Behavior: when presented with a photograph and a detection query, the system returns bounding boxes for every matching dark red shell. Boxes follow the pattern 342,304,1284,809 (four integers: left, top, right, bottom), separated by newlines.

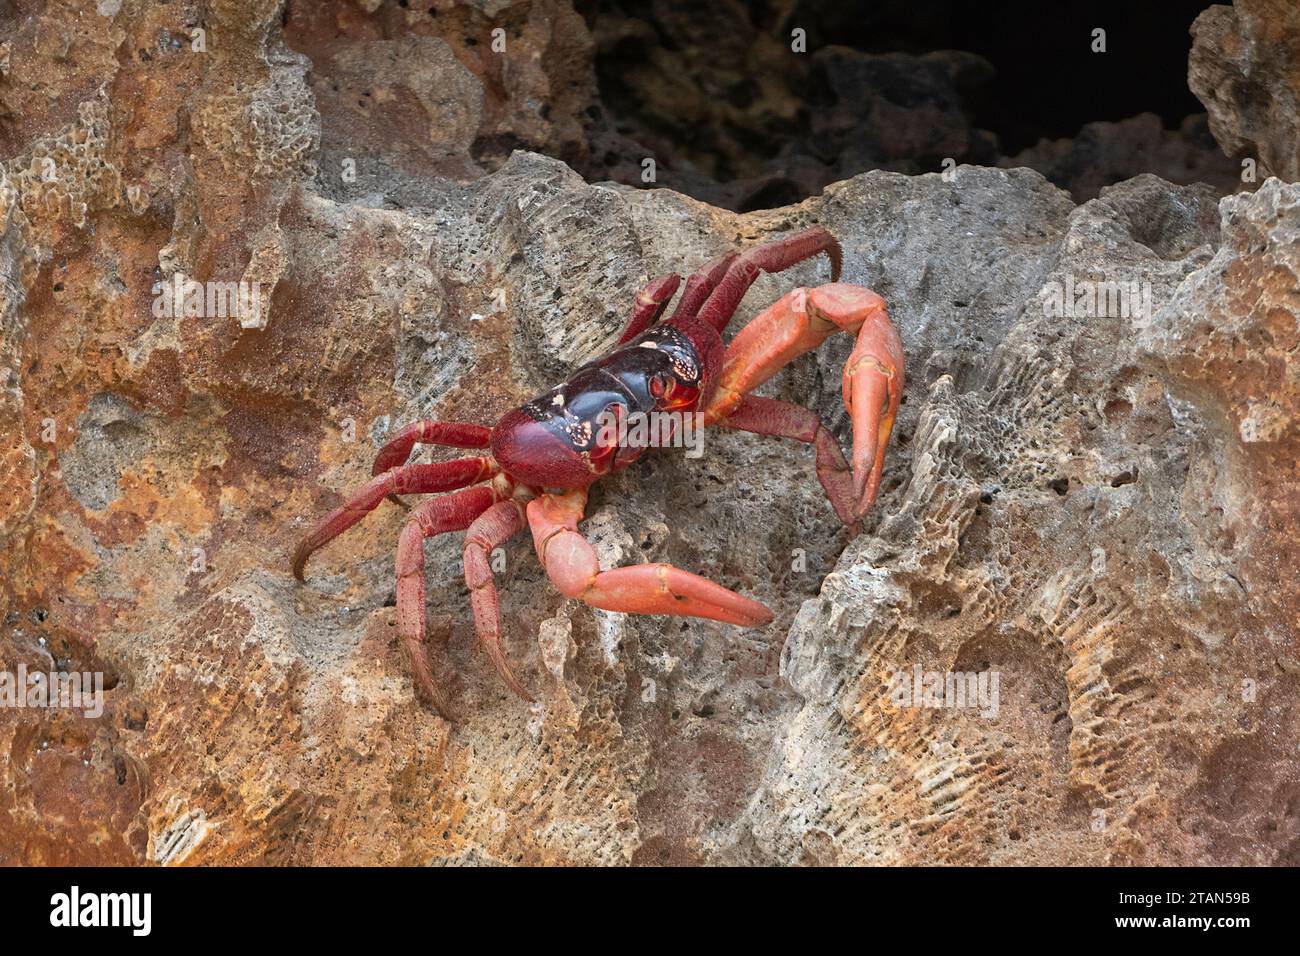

490,407,594,488
491,316,723,489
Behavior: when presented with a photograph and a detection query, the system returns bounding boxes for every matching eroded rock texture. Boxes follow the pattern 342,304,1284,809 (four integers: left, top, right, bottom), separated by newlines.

742,175,1299,866
1190,0,1300,182
1001,113,1243,203
0,1,1296,866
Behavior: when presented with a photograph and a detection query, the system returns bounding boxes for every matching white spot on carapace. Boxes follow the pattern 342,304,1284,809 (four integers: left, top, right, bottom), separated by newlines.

551,393,564,406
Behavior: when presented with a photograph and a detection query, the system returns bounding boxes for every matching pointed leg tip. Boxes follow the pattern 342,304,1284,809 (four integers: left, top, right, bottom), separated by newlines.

501,668,534,704
853,494,871,523
835,508,860,535
482,640,533,703
852,469,867,499
428,699,461,723
410,658,460,721
851,473,874,518
421,691,460,723
709,608,772,628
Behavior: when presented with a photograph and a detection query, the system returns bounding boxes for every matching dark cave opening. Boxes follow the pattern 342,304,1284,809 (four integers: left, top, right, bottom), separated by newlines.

938,0,1216,153
577,0,1228,209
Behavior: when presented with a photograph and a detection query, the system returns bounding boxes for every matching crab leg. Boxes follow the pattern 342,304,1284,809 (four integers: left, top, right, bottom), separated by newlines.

616,246,745,344
695,227,842,332
462,497,533,701
702,283,904,519
371,420,492,475
616,273,681,345
292,457,496,580
396,484,505,719
712,395,858,528
527,489,773,626
665,251,739,324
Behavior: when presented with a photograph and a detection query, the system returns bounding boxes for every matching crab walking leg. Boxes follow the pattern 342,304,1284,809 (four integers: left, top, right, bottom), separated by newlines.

616,273,681,345
527,489,774,626
615,248,740,344
292,457,496,580
695,227,842,332
371,420,492,475
462,497,532,701
396,484,504,719
710,395,858,528
664,251,739,324
702,283,904,519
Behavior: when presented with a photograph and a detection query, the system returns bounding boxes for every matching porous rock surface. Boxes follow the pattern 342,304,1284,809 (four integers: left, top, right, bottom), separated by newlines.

0,1,1296,865
1191,0,1300,183
1001,113,1243,203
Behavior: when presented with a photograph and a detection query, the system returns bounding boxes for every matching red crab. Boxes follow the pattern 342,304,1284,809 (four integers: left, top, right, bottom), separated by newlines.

293,228,904,719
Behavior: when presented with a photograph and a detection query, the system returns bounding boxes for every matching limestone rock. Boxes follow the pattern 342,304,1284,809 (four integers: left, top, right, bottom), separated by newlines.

1190,0,1300,182
1002,113,1244,202
0,0,1295,866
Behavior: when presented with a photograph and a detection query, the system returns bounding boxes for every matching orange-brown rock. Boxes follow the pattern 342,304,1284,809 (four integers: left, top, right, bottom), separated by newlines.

0,1,1295,866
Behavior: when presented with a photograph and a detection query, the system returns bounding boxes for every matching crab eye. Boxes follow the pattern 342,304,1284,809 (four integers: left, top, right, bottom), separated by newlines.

649,374,668,399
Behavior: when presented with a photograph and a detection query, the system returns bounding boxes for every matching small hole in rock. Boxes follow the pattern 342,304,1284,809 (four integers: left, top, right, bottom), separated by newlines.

1110,468,1138,487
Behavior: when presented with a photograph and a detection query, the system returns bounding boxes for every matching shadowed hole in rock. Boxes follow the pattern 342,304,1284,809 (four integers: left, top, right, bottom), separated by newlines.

1110,468,1138,487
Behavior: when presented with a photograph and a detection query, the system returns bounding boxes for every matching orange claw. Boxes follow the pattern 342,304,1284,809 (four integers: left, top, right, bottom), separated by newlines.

704,282,904,523
583,564,774,626
527,490,774,627
807,285,905,518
